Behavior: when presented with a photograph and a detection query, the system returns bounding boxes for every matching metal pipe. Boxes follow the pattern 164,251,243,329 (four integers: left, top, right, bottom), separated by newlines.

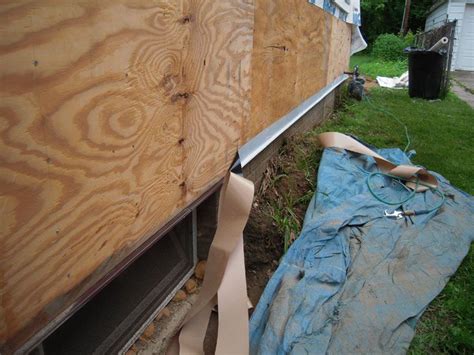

429,37,449,52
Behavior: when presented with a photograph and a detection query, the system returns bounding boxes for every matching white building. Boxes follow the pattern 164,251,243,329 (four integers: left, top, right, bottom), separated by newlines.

425,0,474,70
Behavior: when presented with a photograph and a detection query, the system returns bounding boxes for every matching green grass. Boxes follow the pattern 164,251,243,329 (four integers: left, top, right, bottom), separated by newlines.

313,89,473,193
310,88,474,353
350,54,407,78
262,61,473,351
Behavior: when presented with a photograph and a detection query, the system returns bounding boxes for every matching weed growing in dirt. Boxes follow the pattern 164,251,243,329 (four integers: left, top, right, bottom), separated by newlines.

257,134,323,253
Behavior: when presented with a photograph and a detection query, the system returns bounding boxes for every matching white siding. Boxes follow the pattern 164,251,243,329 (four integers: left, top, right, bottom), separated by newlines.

425,2,449,31
425,0,474,70
448,1,467,69
456,4,474,69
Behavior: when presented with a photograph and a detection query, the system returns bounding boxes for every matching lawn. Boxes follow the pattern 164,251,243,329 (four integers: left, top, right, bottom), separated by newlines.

317,88,474,353
350,53,407,78
338,50,474,351
263,60,473,352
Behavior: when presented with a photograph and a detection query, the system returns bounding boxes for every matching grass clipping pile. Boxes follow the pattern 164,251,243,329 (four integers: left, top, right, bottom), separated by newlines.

244,133,323,305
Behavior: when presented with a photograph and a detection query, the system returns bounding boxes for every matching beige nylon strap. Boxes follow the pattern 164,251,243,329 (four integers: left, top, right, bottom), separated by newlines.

169,172,254,355
318,132,438,191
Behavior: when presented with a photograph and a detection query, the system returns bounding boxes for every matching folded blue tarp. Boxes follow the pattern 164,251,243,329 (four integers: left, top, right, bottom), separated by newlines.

249,145,474,354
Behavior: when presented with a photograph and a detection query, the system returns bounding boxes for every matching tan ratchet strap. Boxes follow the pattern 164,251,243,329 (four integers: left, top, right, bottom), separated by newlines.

169,172,254,355
318,132,438,191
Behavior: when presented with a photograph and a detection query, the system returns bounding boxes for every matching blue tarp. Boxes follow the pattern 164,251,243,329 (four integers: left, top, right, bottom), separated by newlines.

249,145,474,354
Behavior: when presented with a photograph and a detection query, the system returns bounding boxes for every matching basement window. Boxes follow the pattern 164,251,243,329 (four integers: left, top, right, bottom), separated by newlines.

33,210,197,354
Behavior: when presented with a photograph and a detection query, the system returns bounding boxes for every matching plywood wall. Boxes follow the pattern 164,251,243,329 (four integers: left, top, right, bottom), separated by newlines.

0,0,351,350
327,16,352,84
0,0,253,349
246,0,351,141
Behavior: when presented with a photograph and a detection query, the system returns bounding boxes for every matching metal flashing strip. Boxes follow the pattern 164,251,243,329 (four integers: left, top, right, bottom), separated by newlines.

239,74,348,168
36,212,196,355
16,186,215,355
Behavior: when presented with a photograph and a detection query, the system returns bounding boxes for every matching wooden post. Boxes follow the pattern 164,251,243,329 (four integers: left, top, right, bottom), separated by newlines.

400,0,411,35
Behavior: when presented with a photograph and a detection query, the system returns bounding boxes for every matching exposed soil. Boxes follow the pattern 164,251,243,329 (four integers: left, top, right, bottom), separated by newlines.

201,134,323,354
243,133,323,308
244,204,282,306
134,132,326,354
364,77,379,91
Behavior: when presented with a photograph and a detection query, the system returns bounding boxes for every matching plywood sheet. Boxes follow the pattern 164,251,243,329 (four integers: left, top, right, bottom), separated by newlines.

0,0,253,349
327,16,352,83
246,0,351,142
0,0,351,350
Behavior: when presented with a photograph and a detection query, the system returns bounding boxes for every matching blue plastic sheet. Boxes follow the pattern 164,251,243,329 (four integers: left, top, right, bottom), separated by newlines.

249,145,474,354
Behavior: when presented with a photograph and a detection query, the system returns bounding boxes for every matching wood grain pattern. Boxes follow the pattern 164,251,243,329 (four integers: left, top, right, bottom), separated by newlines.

0,0,350,351
245,0,351,142
0,0,253,349
327,16,352,83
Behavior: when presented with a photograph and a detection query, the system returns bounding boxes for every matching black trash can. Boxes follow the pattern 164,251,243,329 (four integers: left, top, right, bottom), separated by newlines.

408,51,444,99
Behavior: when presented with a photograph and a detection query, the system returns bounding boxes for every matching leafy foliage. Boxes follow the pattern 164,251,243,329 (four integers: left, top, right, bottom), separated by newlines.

403,30,415,47
372,33,407,61
360,0,434,46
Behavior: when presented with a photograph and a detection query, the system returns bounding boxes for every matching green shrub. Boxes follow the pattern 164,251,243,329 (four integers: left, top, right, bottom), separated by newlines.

403,31,415,47
372,33,407,61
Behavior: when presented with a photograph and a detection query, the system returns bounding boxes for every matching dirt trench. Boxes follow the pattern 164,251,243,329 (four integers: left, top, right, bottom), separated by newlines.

201,133,324,353
129,132,326,354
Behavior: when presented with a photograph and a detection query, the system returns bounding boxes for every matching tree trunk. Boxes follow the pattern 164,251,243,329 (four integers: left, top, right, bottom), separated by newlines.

400,0,411,35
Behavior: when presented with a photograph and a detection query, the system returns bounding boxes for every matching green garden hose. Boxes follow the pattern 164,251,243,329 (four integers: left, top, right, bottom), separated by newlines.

363,94,411,152
359,92,445,215
366,171,446,215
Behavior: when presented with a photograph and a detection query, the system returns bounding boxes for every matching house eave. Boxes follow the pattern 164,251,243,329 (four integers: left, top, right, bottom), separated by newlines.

428,0,449,14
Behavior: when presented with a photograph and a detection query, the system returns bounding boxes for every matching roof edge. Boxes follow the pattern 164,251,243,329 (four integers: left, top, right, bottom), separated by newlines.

428,0,449,14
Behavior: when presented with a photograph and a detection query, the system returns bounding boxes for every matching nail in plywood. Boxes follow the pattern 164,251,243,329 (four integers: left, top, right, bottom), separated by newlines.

0,0,252,349
246,0,351,142
0,0,351,351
